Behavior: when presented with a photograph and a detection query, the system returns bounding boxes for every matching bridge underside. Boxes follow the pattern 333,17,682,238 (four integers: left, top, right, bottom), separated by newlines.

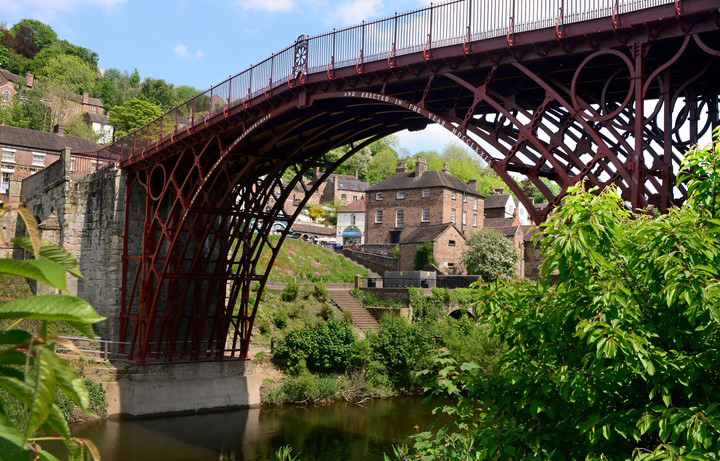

118,5,720,363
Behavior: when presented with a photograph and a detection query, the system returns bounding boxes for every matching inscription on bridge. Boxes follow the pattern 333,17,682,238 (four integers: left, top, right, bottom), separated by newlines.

341,91,484,159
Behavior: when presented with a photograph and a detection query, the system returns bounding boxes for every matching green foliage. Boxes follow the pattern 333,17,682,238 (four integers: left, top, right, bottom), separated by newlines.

521,177,562,203
0,204,104,460
64,114,101,141
35,54,99,95
11,20,57,50
367,315,430,389
313,282,329,303
0,44,8,68
367,148,400,184
275,445,302,461
281,281,299,302
462,229,518,282
0,90,51,132
273,320,358,374
392,245,400,260
109,98,164,138
28,40,99,75
414,242,437,270
97,68,142,110
393,133,720,459
307,205,325,222
139,77,178,110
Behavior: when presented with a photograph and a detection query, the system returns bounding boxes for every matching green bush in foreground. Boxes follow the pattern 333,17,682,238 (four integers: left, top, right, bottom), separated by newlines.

0,204,105,461
273,320,358,374
392,132,720,460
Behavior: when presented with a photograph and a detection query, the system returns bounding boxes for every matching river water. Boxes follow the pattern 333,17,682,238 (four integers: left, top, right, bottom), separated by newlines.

67,397,439,461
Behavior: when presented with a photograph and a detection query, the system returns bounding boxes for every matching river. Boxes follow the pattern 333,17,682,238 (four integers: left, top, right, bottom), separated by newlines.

65,397,440,460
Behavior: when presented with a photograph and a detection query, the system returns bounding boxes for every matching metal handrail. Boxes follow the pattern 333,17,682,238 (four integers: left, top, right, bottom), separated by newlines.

86,0,675,165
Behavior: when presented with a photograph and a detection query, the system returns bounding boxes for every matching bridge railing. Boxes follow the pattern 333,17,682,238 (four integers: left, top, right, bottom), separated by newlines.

98,0,675,165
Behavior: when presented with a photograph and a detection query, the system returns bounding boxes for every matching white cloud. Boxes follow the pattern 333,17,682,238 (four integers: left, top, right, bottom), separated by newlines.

5,0,126,21
238,0,294,13
395,124,461,155
173,44,204,60
331,0,383,26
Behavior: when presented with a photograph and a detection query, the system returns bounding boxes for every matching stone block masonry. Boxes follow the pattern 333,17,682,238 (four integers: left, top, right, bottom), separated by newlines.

20,150,126,342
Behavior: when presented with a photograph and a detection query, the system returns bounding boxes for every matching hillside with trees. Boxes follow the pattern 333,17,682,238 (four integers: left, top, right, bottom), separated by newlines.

0,19,201,141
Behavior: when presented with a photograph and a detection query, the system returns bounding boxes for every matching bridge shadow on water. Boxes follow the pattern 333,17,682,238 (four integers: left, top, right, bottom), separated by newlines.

65,397,440,461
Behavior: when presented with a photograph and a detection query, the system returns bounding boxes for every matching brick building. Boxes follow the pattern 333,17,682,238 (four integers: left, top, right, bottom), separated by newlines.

317,173,368,206
484,189,533,225
366,156,484,246
0,125,102,200
0,69,32,106
398,223,467,274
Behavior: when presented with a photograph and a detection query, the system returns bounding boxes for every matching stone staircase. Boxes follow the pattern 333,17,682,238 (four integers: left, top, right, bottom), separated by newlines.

329,289,379,331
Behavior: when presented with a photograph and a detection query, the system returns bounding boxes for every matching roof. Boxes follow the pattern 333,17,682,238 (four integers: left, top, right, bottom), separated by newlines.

338,199,366,213
68,93,104,107
334,174,369,192
367,170,483,196
484,217,517,228
492,227,521,237
521,225,540,242
0,69,22,84
401,223,465,244
0,125,103,153
484,194,513,209
291,222,335,236
85,112,110,124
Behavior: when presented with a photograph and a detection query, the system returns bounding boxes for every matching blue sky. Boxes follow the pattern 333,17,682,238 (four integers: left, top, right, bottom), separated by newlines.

4,0,460,154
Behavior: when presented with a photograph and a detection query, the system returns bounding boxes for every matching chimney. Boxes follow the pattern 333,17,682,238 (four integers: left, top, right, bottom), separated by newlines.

442,162,450,174
396,161,407,173
493,187,505,195
467,179,477,190
82,92,89,104
53,124,65,136
25,72,34,88
415,156,428,176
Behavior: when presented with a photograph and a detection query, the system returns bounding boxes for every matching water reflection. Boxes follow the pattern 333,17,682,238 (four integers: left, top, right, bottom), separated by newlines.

68,397,438,461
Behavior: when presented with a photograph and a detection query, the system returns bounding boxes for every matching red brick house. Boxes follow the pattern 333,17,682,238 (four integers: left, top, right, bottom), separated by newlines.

398,223,467,274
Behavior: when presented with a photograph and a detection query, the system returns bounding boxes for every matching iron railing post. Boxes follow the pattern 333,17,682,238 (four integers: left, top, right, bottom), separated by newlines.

425,3,433,60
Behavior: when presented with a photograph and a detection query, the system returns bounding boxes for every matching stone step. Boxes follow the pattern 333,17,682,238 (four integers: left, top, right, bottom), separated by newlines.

329,290,379,331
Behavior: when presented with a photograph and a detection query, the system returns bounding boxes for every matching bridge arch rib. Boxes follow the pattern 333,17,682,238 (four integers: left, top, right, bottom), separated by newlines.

110,1,720,363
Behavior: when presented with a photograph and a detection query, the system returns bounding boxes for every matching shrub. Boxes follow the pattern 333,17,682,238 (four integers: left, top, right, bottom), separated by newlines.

281,281,299,302
318,303,333,321
368,315,429,389
462,228,519,282
414,242,437,270
274,320,358,374
271,311,288,330
392,245,401,260
313,282,329,303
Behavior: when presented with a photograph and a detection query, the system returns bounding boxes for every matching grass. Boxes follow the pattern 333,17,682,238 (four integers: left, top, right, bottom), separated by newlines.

0,274,32,304
256,236,368,283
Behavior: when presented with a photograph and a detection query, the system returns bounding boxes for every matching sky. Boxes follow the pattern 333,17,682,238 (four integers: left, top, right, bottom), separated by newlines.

3,0,459,154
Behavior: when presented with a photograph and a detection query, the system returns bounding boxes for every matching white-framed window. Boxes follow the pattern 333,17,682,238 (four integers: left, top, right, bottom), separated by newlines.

396,191,405,200
463,193,467,203
450,208,456,223
2,148,16,163
70,158,76,173
341,193,347,200
396,208,404,227
350,214,356,226
1,91,9,103
90,105,97,112
462,211,467,226
451,191,456,200
473,214,478,227
32,152,45,167
376,192,384,201
422,188,431,198
375,209,383,223
473,198,478,211
0,170,13,194
421,208,430,223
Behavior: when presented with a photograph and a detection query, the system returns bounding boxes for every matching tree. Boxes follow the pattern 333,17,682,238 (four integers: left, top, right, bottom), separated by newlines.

64,114,100,141
322,201,345,226
11,19,57,50
109,98,164,138
367,148,400,184
28,40,99,74
139,77,177,110
36,54,99,94
1,26,39,58
462,229,518,282
520,177,562,203
0,88,52,131
175,85,200,103
97,68,142,109
0,44,8,68
414,242,437,270
308,205,325,222
0,204,104,460
395,132,720,460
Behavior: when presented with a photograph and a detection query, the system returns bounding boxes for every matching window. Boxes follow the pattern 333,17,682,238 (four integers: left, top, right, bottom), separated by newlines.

0,170,12,194
422,189,431,198
350,214,356,226
448,240,456,247
462,211,467,226
376,192,384,201
473,198,478,211
375,209,383,223
69,158,76,173
450,208,456,223
421,208,430,223
451,191,456,200
390,230,401,244
396,191,405,200
447,262,455,268
2,149,15,163
396,208,404,227
90,105,97,112
353,195,358,201
32,153,45,167
1,91,9,103
463,192,467,203
473,214,478,227
341,193,347,200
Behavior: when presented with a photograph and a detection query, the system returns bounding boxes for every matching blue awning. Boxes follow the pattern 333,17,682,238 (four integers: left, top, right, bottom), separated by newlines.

342,226,362,237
